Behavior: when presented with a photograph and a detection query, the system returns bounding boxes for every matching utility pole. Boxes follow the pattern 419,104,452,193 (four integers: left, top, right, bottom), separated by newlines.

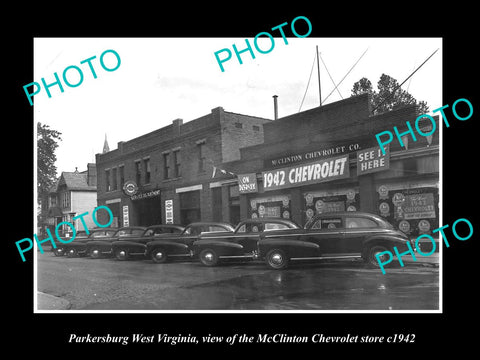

316,45,322,106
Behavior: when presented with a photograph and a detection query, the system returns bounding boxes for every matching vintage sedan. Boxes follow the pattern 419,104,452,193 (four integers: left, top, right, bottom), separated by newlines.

258,212,414,270
84,226,147,258
61,228,118,257
111,224,185,260
193,218,300,267
145,222,235,263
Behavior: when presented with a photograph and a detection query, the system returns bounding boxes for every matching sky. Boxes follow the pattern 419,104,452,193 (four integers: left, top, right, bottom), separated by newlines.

33,37,442,175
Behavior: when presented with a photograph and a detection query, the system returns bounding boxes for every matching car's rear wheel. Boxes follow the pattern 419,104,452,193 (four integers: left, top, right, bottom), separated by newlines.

151,248,168,264
366,244,391,267
89,247,102,259
114,248,129,261
66,248,78,258
265,249,289,270
199,249,219,267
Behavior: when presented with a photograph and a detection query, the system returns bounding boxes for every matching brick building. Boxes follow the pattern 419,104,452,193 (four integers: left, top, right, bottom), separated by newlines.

213,93,440,239
96,94,440,240
95,107,271,227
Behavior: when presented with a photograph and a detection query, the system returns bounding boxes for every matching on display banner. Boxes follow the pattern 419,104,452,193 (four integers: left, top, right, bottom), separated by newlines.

262,155,349,192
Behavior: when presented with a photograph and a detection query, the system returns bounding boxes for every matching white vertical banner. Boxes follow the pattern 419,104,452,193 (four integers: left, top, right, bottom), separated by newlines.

122,205,129,227
165,200,174,224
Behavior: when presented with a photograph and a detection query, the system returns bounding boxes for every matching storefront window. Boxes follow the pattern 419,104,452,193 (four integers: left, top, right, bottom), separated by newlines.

377,185,438,237
248,195,291,219
303,188,358,226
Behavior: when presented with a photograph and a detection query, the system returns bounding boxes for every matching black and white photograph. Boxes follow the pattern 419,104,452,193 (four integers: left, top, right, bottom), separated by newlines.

32,36,442,312
8,6,478,355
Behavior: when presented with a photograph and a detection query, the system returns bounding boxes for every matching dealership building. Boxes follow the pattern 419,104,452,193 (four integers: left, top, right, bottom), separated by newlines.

96,93,439,240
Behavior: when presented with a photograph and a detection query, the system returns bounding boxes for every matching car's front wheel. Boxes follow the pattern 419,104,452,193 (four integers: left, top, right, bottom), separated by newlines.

265,249,289,270
199,248,219,267
114,248,129,261
365,244,391,268
151,248,168,264
89,247,103,259
53,247,65,256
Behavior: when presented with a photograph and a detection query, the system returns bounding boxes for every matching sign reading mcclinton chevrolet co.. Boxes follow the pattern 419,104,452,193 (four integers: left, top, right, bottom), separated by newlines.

262,155,349,192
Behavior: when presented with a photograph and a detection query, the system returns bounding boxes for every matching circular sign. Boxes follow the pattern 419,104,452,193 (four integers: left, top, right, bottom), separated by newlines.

305,193,314,205
399,220,411,233
346,189,356,201
123,180,138,196
392,193,405,206
418,219,431,233
347,205,357,212
282,198,290,207
379,202,390,215
315,200,325,213
258,205,265,216
378,185,388,197
306,208,314,219
282,210,290,219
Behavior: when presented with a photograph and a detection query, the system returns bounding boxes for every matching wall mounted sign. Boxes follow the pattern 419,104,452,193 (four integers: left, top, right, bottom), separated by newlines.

165,199,174,224
357,145,390,176
130,189,161,201
123,180,138,196
262,154,349,192
237,173,258,194
122,205,129,227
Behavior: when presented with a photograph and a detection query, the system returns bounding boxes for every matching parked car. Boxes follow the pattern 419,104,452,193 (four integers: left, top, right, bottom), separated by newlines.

51,229,88,256
61,228,118,257
259,212,414,269
193,218,299,266
111,224,185,260
145,222,235,263
84,226,147,258
194,212,414,270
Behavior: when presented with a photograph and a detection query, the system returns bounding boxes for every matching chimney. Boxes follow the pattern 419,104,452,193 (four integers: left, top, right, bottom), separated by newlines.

87,163,97,187
172,118,183,137
273,95,278,120
118,141,124,153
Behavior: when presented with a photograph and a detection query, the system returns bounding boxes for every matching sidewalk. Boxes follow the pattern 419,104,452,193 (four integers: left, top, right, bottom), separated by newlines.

37,292,71,310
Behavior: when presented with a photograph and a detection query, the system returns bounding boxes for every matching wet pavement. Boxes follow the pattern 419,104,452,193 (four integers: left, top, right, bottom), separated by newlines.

36,252,439,311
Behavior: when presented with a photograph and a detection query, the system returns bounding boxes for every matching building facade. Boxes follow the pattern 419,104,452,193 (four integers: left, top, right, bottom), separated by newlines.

95,94,440,241
44,163,98,234
215,94,440,240
95,107,271,227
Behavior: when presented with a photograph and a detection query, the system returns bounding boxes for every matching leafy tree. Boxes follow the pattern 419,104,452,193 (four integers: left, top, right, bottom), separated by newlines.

352,74,429,115
37,122,62,206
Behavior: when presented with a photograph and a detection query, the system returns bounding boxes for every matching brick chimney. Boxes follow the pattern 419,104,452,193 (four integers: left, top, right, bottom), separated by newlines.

87,163,97,187
172,118,183,137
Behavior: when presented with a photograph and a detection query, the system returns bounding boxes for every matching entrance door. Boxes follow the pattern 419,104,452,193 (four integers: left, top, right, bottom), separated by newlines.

133,197,162,226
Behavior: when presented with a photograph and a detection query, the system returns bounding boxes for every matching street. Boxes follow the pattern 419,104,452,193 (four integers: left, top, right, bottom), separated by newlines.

37,252,439,311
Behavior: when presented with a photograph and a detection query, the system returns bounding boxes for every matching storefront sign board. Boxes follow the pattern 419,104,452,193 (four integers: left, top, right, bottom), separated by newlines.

122,205,129,227
262,155,349,192
238,173,258,193
165,199,174,224
357,146,390,175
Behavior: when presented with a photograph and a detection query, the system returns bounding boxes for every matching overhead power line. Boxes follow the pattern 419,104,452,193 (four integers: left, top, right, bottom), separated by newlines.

371,48,439,113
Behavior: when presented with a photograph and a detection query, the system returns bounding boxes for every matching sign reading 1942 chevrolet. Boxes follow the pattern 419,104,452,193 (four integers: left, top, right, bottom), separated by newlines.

262,154,349,192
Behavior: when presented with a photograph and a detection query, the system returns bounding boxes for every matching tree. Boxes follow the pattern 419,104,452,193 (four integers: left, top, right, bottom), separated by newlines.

37,122,62,205
351,74,429,115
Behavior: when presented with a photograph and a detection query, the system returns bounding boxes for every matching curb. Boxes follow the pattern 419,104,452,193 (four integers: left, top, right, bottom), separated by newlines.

37,292,71,310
